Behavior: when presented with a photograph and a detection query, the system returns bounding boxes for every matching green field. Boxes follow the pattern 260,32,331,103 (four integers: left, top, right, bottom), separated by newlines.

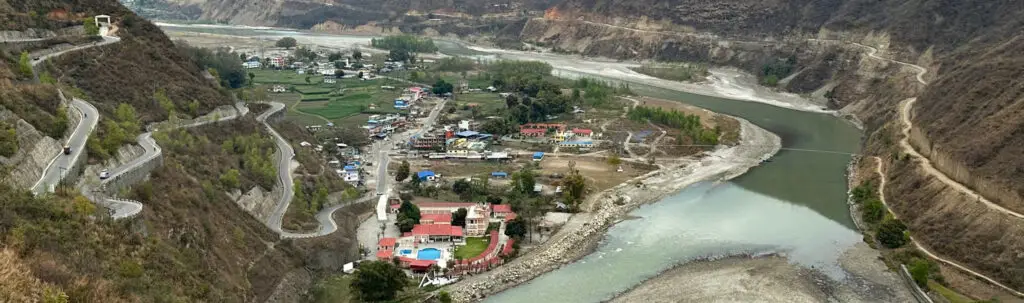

295,77,406,120
454,237,490,260
250,69,323,85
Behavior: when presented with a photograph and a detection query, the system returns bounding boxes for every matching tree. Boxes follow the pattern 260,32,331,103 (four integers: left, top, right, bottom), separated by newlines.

512,167,536,194
352,49,363,61
395,160,410,182
451,208,468,227
83,17,99,36
396,200,421,232
876,215,908,248
908,258,931,287
220,169,241,188
18,51,32,78
562,161,587,207
276,37,297,49
328,52,343,61
607,155,622,166
350,261,408,302
432,79,454,95
304,75,311,84
861,198,885,224
505,217,527,239
334,69,345,78
505,94,519,108
452,179,472,197
358,71,364,79
438,291,453,303
248,72,255,86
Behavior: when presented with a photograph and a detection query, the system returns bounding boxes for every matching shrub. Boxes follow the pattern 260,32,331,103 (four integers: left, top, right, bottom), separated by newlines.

0,122,17,157
876,215,909,248
861,198,886,224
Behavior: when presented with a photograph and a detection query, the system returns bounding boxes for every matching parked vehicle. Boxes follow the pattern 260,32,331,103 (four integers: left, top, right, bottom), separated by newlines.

99,169,110,180
63,145,71,155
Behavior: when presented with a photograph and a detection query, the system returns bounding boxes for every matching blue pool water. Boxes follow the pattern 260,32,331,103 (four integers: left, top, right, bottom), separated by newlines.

417,248,442,260
400,249,412,255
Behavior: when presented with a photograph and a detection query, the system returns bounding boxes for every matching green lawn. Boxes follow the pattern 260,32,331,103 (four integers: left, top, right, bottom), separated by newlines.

250,69,323,85
310,275,354,303
293,77,407,120
927,281,976,303
454,237,490,260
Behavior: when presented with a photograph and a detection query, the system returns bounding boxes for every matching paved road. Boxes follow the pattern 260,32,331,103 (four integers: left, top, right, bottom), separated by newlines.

31,98,98,194
30,36,120,67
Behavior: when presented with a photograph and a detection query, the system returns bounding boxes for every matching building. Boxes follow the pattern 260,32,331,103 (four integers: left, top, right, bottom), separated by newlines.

492,204,514,218
378,237,397,251
324,76,337,84
271,85,287,93
520,128,547,137
413,202,491,236
410,224,463,242
417,171,436,181
571,128,593,138
533,152,544,161
458,120,471,131
270,56,285,68
491,171,508,178
420,213,452,225
559,140,593,148
243,61,262,69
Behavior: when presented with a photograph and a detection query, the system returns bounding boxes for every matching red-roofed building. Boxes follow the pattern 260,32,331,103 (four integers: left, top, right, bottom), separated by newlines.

378,237,397,251
571,128,593,137
411,224,464,241
414,202,490,236
519,128,547,137
491,204,513,218
409,260,436,272
376,249,393,260
421,213,452,225
501,239,515,256
503,212,517,222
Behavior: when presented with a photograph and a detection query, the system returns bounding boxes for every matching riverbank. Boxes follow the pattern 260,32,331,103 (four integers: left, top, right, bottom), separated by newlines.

609,242,914,303
447,116,781,302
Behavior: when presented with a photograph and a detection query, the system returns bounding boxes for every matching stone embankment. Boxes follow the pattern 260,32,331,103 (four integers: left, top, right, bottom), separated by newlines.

448,117,781,302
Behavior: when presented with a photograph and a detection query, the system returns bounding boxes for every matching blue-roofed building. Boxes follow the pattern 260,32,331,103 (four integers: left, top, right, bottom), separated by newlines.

455,130,479,138
491,172,508,178
533,152,544,161
559,141,594,148
417,171,436,180
344,165,357,172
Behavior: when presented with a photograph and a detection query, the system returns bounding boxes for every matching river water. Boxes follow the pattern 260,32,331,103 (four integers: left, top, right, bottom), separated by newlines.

159,24,864,302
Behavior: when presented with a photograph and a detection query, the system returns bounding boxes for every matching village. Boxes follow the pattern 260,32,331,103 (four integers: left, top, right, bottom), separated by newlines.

230,36,740,287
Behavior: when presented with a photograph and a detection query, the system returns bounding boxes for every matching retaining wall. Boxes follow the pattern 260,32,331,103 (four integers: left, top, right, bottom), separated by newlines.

899,264,935,303
99,148,163,196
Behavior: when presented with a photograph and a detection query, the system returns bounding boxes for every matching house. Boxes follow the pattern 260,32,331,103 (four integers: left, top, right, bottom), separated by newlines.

458,120,471,131
394,99,409,109
520,128,547,137
243,61,262,69
378,237,397,251
413,202,490,236
410,224,463,242
324,76,337,84
491,172,508,178
271,85,287,93
559,140,593,148
296,69,305,75
270,56,285,67
532,152,544,161
487,86,497,92
571,128,593,138
417,171,436,181
491,204,513,218
420,213,452,225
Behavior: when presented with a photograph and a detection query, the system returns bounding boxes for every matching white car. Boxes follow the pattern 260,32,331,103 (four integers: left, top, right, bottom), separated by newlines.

99,169,110,180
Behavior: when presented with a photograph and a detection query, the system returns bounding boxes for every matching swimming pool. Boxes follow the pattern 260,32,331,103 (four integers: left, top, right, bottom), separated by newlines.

400,249,412,255
417,248,442,260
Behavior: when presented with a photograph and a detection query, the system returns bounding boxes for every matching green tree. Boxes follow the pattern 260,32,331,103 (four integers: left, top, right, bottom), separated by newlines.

432,79,454,95
396,200,421,232
350,261,408,302
762,75,779,86
451,207,468,227
908,258,931,287
562,161,587,207
220,169,241,188
18,51,33,78
876,215,909,248
512,167,536,194
607,155,622,166
505,217,527,239
452,179,472,197
83,17,100,36
327,52,343,61
0,122,18,157
276,37,298,49
154,89,176,119
248,72,255,86
395,160,410,182
861,198,886,224
352,49,363,61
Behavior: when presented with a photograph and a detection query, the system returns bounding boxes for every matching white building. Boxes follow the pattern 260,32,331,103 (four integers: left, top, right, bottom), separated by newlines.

243,61,262,69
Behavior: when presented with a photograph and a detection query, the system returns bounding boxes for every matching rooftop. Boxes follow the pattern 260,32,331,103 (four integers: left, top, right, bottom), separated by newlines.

421,213,452,223
414,202,478,209
492,204,513,213
411,224,464,237
378,237,397,247
376,250,393,260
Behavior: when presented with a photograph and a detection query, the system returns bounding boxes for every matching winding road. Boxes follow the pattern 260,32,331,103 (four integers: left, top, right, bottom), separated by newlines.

30,98,97,194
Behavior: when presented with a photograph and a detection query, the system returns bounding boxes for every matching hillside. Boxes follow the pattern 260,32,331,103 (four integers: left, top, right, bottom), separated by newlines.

0,1,365,301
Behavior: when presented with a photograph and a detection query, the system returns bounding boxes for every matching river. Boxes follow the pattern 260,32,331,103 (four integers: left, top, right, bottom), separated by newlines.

158,23,864,302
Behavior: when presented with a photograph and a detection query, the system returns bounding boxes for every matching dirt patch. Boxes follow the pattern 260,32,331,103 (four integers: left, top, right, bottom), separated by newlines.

538,156,651,192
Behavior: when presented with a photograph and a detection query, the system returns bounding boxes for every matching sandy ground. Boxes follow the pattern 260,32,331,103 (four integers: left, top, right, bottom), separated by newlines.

356,213,401,259
612,243,916,303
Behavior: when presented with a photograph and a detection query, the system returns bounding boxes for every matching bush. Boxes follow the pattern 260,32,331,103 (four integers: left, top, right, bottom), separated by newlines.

861,198,886,224
18,51,33,78
876,215,909,248
276,37,297,49
370,35,438,53
908,258,931,287
0,122,18,157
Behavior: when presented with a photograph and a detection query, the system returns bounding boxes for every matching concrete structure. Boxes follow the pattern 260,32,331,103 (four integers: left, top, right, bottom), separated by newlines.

413,202,490,236
243,61,261,69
